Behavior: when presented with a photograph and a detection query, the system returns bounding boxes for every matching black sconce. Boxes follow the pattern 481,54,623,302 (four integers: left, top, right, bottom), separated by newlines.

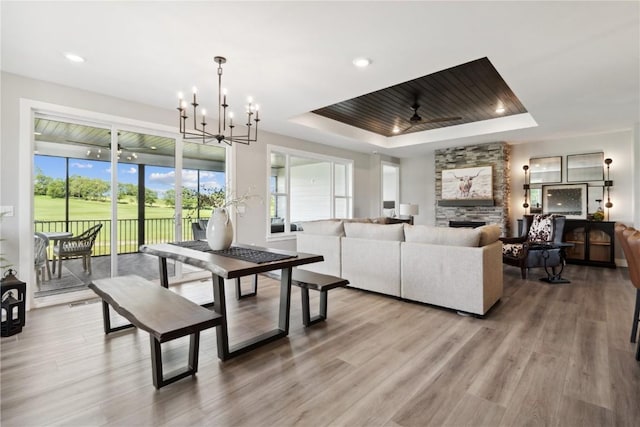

1,269,26,337
522,165,530,211
604,158,613,220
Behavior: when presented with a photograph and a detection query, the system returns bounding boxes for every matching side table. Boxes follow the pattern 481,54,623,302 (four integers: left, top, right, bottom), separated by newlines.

531,242,574,284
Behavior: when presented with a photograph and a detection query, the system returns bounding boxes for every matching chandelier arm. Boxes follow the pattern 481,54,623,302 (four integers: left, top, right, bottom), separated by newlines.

174,56,259,146
254,118,259,140
218,63,223,135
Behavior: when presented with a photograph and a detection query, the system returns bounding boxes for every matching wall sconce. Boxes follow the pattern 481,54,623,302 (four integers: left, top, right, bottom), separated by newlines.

604,158,613,220
399,203,419,225
522,165,530,212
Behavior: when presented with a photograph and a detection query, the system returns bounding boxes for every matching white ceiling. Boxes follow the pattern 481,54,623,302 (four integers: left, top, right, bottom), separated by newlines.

2,1,638,158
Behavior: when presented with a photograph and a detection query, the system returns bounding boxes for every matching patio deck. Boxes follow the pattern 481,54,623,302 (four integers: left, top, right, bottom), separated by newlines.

35,253,203,298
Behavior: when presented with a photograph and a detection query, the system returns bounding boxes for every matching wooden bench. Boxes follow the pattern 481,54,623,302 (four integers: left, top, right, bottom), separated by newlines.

260,269,348,326
291,269,349,327
89,275,222,389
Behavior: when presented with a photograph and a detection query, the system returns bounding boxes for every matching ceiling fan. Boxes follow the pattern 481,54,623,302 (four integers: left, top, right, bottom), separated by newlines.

394,101,462,135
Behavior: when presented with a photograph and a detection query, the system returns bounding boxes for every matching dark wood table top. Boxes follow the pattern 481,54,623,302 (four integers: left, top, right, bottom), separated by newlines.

140,242,324,279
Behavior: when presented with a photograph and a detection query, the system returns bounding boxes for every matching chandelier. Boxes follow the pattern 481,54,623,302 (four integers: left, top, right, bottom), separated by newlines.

176,56,260,145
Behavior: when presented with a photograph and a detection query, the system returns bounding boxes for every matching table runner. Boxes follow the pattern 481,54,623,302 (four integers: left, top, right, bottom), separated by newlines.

171,240,297,264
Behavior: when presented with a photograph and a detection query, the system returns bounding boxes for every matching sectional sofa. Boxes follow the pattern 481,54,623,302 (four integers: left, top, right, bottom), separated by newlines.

296,219,503,316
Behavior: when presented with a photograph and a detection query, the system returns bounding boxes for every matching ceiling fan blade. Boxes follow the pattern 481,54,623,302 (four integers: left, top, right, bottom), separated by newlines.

65,139,108,148
421,116,463,124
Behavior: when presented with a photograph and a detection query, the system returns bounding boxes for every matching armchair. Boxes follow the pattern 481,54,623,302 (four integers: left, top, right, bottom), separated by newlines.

501,214,566,279
52,224,102,278
192,220,208,240
34,232,51,285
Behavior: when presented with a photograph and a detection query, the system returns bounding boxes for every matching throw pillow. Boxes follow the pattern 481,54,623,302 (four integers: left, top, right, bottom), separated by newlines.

527,214,554,242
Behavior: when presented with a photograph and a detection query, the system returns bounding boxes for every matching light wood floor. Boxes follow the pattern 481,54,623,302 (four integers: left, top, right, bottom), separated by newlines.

2,265,639,426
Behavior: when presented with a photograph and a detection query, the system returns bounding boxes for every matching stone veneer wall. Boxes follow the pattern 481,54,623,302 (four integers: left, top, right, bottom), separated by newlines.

435,142,511,235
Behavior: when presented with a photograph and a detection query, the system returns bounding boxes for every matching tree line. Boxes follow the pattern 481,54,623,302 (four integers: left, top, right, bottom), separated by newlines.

34,169,224,208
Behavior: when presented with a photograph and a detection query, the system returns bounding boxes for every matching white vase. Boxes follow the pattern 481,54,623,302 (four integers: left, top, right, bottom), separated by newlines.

206,207,233,250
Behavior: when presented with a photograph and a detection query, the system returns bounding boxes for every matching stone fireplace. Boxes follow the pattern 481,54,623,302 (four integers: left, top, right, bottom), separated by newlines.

435,142,510,235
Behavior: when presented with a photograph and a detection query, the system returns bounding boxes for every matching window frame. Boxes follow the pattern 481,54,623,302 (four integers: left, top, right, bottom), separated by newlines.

266,144,353,241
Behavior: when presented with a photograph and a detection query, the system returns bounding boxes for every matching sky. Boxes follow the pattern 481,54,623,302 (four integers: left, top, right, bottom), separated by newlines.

34,155,225,197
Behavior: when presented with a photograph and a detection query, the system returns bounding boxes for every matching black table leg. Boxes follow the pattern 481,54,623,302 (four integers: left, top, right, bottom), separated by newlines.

213,268,292,361
158,257,169,288
539,247,570,284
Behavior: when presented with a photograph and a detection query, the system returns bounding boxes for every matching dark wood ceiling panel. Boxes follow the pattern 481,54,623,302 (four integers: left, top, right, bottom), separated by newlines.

312,57,528,137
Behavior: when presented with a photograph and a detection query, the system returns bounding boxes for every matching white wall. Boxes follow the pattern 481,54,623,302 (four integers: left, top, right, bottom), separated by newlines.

400,151,436,225
0,71,377,290
509,131,635,233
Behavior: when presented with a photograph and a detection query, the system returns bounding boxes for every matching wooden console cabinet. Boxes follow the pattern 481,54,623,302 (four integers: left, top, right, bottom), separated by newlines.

562,220,616,268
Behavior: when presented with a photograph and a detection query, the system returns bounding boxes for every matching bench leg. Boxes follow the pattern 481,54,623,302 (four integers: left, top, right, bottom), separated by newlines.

236,274,258,300
101,301,135,334
300,288,328,327
150,333,200,389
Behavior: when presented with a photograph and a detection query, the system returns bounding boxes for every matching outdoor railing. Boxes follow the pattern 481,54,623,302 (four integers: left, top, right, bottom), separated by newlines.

34,218,206,256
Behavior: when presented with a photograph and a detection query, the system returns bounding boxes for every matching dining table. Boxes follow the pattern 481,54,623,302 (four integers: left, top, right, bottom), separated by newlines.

139,241,324,361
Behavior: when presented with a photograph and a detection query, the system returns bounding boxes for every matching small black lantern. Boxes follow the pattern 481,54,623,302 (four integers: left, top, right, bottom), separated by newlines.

1,269,26,337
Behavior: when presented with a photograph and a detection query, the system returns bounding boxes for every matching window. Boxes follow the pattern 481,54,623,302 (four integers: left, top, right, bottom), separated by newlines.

268,146,353,238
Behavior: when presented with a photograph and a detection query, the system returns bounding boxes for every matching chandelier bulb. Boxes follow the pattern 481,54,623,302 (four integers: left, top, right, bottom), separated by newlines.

177,91,183,100
202,109,207,117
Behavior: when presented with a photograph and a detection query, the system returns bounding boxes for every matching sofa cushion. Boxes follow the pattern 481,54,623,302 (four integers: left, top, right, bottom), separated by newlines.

477,224,501,246
502,243,523,258
404,225,481,247
344,222,404,241
300,220,344,236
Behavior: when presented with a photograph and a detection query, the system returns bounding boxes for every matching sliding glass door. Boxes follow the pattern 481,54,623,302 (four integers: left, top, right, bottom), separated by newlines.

32,115,227,301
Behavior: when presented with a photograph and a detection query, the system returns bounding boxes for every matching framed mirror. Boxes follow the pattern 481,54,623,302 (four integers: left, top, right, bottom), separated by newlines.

530,156,562,184
567,152,604,182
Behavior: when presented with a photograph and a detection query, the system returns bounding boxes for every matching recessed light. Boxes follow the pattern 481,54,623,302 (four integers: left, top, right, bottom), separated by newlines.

392,126,400,134
352,57,371,68
64,53,85,63
34,131,42,136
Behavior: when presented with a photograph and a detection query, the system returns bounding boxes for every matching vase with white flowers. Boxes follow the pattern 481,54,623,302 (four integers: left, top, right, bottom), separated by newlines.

198,188,260,250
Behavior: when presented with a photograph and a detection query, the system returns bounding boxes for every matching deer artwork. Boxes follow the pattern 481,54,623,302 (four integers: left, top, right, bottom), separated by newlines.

450,169,482,198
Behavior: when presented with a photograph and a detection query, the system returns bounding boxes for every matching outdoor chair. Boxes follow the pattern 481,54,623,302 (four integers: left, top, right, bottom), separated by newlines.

34,232,51,285
500,214,566,279
52,224,102,278
192,220,208,240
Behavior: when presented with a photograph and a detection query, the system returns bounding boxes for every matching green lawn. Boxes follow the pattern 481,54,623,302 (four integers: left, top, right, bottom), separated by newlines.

34,195,211,221
34,196,211,254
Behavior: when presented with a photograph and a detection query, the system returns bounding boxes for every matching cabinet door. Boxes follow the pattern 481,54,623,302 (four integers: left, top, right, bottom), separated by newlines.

587,222,614,264
563,221,586,261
